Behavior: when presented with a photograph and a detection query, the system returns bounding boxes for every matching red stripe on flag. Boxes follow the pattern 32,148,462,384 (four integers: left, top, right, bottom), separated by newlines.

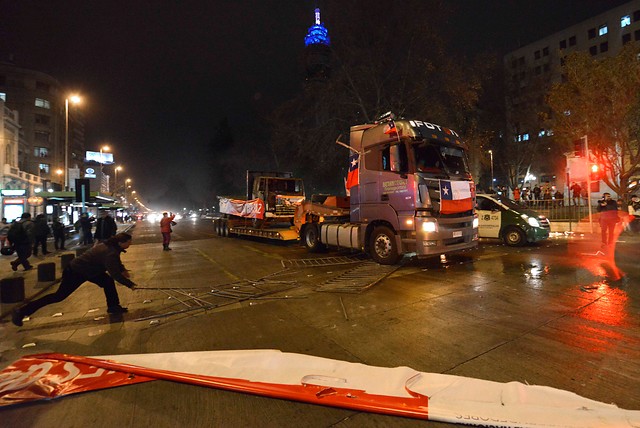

440,198,473,214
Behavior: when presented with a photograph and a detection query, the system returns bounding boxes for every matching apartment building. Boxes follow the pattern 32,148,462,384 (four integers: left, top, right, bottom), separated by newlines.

0,61,85,189
503,0,640,191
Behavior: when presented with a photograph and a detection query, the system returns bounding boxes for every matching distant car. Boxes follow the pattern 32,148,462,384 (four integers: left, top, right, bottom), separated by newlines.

476,194,550,246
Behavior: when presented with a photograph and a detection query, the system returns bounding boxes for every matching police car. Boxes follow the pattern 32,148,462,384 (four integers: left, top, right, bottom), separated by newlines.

476,194,550,246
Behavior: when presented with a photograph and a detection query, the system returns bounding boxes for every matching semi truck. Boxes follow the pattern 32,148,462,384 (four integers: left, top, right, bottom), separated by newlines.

214,171,305,240
214,115,478,265
295,115,478,264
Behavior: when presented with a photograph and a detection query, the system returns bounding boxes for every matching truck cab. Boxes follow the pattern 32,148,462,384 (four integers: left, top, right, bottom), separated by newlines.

247,171,305,220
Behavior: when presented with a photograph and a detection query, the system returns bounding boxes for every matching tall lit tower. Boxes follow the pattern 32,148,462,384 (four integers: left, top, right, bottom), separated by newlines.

304,8,331,82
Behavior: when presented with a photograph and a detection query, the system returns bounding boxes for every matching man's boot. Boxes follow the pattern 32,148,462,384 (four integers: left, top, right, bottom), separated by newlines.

162,244,167,251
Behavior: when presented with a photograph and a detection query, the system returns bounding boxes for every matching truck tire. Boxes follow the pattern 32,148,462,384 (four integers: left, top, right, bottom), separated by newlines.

303,224,324,253
214,219,221,236
502,226,526,246
222,221,229,237
369,226,400,265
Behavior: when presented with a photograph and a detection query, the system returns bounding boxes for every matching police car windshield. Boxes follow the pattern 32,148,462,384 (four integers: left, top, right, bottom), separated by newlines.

413,140,470,179
494,196,521,209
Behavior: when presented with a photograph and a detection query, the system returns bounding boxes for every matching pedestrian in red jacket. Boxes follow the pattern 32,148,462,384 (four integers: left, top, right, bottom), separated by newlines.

160,211,176,251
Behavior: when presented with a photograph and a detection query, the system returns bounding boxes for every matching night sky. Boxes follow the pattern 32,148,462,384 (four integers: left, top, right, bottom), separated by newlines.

0,0,630,210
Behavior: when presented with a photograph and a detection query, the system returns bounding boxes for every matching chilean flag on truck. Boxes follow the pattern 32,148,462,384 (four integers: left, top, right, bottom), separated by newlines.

346,153,359,190
439,180,474,214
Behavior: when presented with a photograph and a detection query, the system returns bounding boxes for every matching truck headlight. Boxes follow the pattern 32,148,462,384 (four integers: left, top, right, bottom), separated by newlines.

472,216,479,229
422,221,437,233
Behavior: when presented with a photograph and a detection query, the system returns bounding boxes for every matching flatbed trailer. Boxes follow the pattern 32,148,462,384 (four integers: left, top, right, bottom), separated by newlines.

212,216,299,241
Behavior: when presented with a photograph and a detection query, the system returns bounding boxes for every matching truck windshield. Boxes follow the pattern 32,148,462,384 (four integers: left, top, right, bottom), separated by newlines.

268,178,303,195
413,140,470,179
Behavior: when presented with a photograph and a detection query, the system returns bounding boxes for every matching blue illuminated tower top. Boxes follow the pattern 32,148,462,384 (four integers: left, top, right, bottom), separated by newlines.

304,8,330,47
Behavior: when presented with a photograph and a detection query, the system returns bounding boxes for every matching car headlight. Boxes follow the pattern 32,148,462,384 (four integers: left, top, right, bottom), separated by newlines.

422,221,437,233
527,217,540,228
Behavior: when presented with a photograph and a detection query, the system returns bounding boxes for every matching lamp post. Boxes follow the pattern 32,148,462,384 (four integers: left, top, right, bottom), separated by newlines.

114,166,122,196
64,95,81,190
98,145,110,193
125,178,131,203
488,150,494,189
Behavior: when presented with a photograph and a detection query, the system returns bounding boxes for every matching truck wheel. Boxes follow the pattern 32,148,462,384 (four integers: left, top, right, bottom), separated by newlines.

369,226,400,265
503,226,526,246
222,221,229,237
303,224,324,253
214,220,221,236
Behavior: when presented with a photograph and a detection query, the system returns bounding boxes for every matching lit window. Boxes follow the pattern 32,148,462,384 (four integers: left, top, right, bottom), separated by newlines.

39,163,50,174
564,110,571,116
35,98,50,109
599,24,608,36
547,129,554,136
0,92,5,101
621,15,631,27
523,133,530,141
34,147,49,157
538,130,546,137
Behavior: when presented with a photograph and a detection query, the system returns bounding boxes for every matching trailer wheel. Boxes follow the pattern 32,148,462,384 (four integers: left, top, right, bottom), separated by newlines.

303,224,324,253
502,226,526,247
369,226,400,265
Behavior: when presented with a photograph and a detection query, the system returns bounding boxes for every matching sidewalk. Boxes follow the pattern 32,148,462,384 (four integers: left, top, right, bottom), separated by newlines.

0,223,134,321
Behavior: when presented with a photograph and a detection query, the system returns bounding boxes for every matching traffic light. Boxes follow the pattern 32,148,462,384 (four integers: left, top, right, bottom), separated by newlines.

590,164,600,181
573,138,585,157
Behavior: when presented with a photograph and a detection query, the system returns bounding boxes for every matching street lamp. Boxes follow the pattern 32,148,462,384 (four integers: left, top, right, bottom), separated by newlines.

99,145,110,164
114,166,122,195
125,178,132,202
488,150,494,189
64,95,81,190
98,145,110,193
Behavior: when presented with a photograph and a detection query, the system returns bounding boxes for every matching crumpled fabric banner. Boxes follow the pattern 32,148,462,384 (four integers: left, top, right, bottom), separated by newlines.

1,350,638,428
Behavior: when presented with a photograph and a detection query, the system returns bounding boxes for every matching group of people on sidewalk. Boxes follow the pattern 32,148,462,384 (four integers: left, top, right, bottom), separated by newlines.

1,210,119,272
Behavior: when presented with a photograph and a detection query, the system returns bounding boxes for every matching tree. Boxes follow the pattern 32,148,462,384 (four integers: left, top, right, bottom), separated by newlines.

268,0,492,193
547,44,640,197
207,117,244,201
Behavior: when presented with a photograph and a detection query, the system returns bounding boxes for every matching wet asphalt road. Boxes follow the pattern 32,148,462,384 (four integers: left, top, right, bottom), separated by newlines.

0,218,638,427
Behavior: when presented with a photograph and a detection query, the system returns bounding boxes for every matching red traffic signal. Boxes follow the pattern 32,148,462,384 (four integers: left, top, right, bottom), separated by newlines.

590,164,600,180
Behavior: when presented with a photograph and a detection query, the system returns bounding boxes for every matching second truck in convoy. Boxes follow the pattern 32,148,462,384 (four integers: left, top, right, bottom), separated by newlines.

214,115,478,264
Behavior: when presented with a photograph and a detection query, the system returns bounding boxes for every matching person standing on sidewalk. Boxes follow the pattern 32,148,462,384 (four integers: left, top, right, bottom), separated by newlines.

12,232,138,326
32,213,51,256
79,212,94,245
0,217,10,248
94,210,117,242
52,217,66,250
160,211,176,251
9,213,35,271
597,192,620,249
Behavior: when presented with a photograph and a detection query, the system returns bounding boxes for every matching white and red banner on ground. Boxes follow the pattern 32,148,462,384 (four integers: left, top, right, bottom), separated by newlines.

1,350,638,427
218,197,265,219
